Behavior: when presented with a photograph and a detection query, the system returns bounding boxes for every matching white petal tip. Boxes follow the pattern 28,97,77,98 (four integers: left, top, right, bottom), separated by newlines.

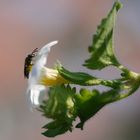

44,40,58,48
38,40,58,56
51,40,58,45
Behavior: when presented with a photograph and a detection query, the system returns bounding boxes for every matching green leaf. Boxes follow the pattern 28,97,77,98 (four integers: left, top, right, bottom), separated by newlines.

83,1,122,70
39,85,77,137
57,65,122,88
74,88,122,129
57,65,100,86
42,120,72,137
42,125,68,137
75,89,104,129
42,120,59,129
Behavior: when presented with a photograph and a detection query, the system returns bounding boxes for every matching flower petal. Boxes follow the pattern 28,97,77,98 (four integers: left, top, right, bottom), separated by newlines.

28,85,47,107
38,40,58,56
27,41,58,107
35,40,58,67
28,40,58,86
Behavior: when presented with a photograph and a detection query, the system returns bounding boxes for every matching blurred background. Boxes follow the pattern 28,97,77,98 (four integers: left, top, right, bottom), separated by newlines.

0,0,140,140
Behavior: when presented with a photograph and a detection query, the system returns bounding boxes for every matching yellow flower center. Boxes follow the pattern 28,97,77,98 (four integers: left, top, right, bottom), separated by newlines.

39,67,69,86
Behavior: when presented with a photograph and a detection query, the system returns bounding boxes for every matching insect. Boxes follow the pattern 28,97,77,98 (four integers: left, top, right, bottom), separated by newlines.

24,48,38,79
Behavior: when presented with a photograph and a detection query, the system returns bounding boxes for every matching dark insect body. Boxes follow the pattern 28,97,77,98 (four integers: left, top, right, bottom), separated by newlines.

24,48,38,79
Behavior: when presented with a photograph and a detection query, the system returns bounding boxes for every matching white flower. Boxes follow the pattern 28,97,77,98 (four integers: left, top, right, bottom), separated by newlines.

27,41,68,108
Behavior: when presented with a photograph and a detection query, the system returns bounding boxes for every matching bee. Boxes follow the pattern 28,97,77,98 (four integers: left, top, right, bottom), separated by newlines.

24,48,38,79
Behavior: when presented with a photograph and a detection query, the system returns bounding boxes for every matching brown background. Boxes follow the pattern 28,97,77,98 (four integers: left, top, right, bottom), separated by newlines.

0,0,140,140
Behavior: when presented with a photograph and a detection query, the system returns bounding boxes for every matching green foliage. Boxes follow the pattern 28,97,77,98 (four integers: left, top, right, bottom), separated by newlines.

57,65,121,88
57,65,100,86
75,89,103,129
39,85,77,137
75,88,124,129
38,0,140,137
83,1,122,69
